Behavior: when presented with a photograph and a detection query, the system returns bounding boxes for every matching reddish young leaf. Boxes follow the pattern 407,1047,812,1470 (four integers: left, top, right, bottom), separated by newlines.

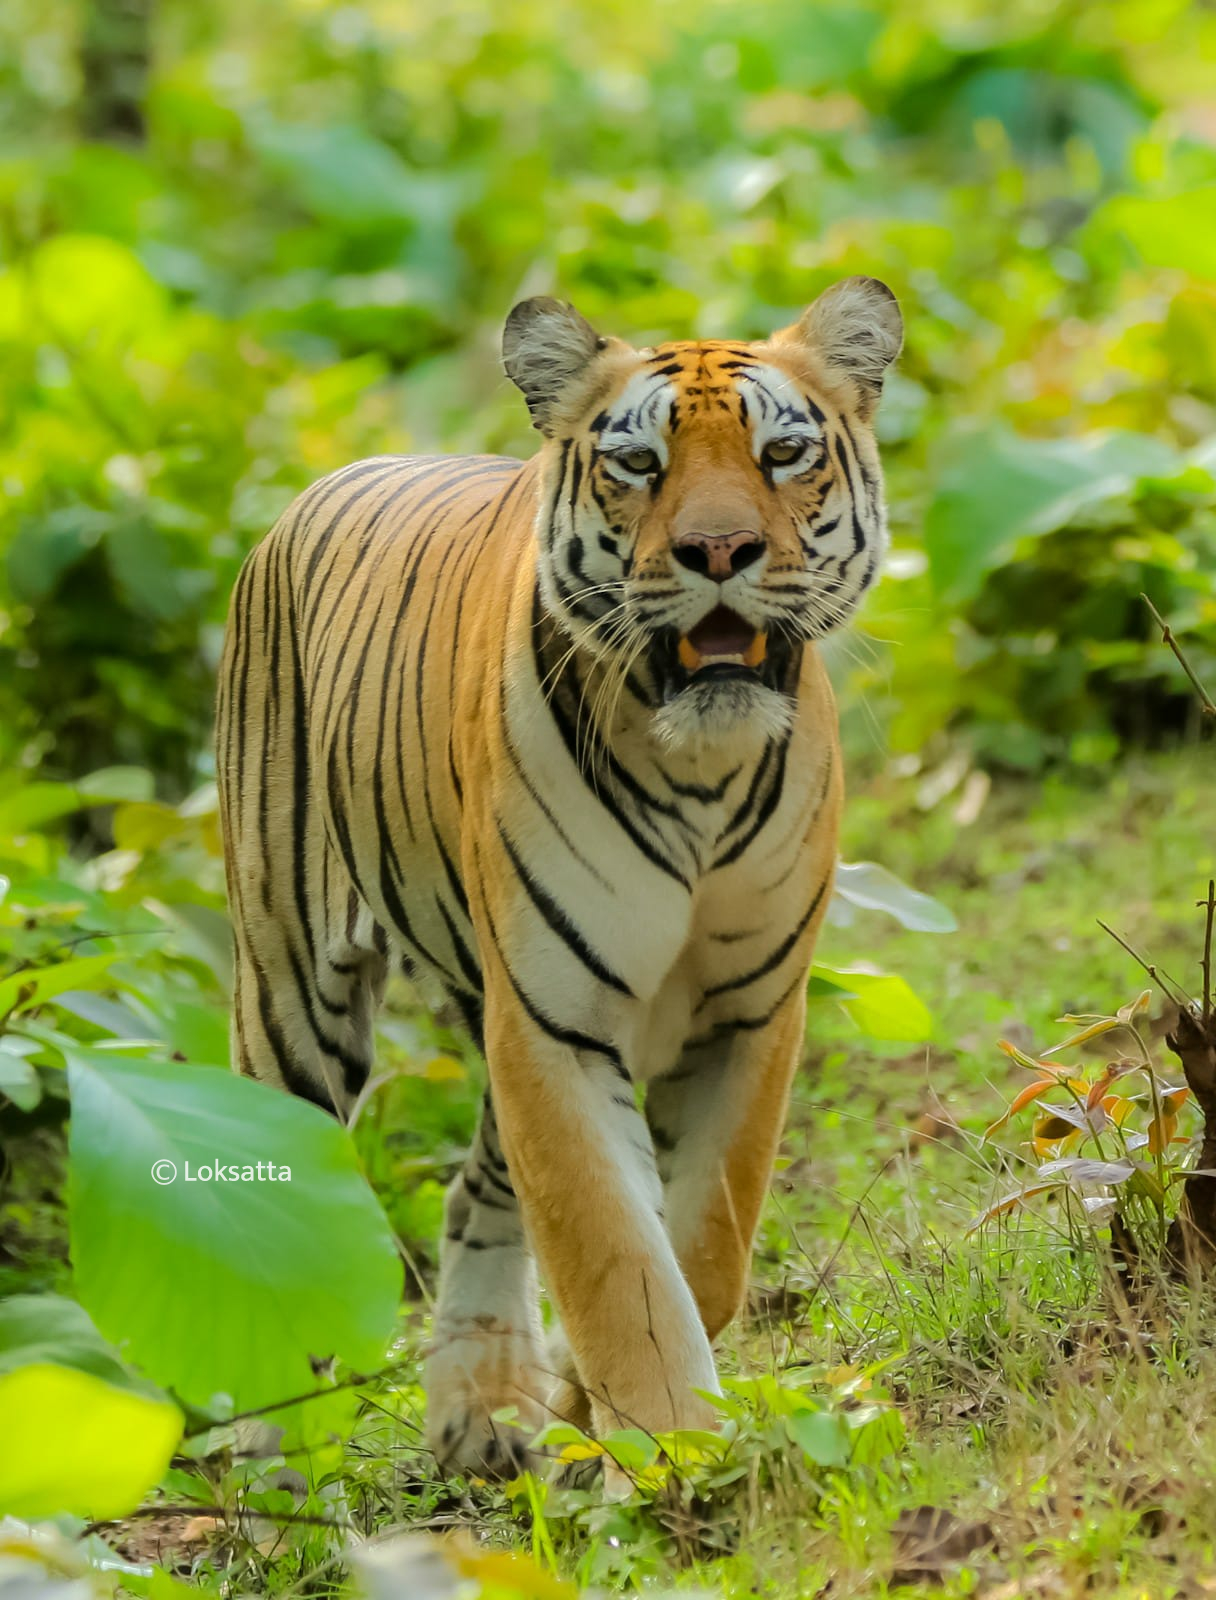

982,1077,1057,1141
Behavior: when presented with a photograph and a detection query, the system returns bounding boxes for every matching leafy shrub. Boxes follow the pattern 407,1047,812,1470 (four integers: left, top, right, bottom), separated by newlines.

974,990,1197,1253
856,428,1216,769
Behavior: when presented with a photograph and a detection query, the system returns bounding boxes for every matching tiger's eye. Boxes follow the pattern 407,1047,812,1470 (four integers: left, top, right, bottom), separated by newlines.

616,446,660,475
763,438,808,467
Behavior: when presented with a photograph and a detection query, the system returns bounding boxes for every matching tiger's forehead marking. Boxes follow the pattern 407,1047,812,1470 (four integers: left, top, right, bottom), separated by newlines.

641,343,763,418
594,343,822,446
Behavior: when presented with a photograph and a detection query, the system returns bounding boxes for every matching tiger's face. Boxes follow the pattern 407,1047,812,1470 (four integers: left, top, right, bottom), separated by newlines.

504,278,902,749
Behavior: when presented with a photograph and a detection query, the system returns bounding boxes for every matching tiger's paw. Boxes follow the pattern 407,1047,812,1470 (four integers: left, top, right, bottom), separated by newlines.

425,1319,547,1480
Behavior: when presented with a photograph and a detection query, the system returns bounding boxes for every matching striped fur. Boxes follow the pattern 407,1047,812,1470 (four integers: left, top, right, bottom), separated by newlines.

216,277,901,1477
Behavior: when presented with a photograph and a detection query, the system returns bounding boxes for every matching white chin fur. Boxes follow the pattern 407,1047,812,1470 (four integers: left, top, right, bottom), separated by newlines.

651,677,793,753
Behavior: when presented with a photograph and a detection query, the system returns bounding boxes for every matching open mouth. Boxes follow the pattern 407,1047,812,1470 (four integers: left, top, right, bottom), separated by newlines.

649,604,795,707
676,606,767,676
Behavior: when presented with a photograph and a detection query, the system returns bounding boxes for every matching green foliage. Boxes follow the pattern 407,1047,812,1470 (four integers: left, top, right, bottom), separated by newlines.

516,1367,906,1588
2,0,1215,781
0,772,404,1505
861,428,1216,768
0,1294,182,1520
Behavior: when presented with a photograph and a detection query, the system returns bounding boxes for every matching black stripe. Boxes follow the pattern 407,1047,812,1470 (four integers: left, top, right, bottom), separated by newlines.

716,741,775,846
434,892,482,993
496,819,633,996
699,870,829,1004
713,740,789,870
660,765,741,804
532,589,691,889
686,970,806,1048
498,649,613,891
249,955,335,1112
480,876,628,1079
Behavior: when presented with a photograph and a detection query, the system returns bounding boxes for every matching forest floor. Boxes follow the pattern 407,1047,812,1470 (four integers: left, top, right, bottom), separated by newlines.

6,748,1216,1599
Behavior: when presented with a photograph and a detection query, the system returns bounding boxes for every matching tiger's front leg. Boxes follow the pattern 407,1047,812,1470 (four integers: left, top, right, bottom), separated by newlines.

646,984,810,1344
481,973,720,1442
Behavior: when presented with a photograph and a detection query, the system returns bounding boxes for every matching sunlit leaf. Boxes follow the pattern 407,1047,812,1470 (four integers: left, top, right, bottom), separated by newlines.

982,1077,1057,1141
1116,991,1153,1024
0,1295,181,1520
1092,187,1216,280
1147,1111,1179,1156
1042,1017,1122,1055
1035,1156,1135,1185
0,955,119,1019
997,1038,1058,1074
423,1055,466,1082
812,965,932,1042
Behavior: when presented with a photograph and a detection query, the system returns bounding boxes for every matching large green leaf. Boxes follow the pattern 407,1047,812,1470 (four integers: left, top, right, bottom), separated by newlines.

0,770,154,835
0,1295,182,1520
809,965,933,1042
924,427,1180,603
67,1049,400,1420
786,1407,851,1468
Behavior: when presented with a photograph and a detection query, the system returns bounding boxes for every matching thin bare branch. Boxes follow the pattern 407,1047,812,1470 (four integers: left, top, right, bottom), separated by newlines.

1097,919,1191,1007
1142,593,1216,717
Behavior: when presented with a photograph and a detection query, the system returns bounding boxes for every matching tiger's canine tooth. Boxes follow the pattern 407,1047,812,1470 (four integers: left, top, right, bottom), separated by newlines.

743,631,768,669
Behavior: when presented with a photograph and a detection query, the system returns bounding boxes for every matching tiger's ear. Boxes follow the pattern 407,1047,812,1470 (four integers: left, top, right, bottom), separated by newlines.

503,297,606,434
784,277,902,418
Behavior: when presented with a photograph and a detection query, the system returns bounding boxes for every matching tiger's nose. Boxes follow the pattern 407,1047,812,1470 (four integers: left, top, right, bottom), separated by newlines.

672,528,765,582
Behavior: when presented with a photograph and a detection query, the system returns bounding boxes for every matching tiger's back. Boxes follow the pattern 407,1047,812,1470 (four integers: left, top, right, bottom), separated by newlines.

217,452,533,1107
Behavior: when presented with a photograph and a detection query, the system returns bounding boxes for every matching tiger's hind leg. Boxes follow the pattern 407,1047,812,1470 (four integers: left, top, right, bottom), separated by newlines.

425,1089,550,1478
228,858,388,1120
217,533,390,1118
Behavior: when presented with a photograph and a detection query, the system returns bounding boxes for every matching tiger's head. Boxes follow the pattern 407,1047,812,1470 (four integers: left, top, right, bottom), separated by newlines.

503,279,902,750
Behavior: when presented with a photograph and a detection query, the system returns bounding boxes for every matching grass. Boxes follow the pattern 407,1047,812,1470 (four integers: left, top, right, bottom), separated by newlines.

6,747,1216,1598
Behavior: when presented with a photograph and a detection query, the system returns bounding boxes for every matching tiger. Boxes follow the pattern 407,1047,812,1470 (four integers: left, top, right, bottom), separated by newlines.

215,276,902,1479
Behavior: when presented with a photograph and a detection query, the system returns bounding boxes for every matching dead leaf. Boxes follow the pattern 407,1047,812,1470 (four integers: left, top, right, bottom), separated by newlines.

890,1505,996,1586
909,1094,962,1152
968,1181,1060,1233
746,1283,809,1324
106,1510,226,1570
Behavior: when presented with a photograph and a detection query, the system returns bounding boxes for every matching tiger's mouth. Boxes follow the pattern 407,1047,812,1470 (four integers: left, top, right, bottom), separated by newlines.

652,605,794,704
677,606,767,676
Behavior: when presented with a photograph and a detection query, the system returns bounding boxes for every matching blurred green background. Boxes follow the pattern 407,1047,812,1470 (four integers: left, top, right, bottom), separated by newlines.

1,0,1214,791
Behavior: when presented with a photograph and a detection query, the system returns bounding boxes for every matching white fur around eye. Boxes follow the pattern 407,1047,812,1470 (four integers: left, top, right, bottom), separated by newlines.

601,446,662,487
764,435,825,482
737,364,824,477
